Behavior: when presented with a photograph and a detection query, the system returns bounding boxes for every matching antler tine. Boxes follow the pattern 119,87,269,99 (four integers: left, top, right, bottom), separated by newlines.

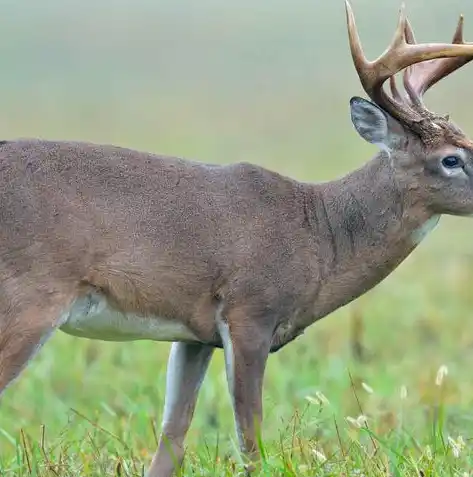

392,3,409,48
345,0,408,95
344,0,369,87
453,14,465,43
389,10,410,103
403,17,416,44
403,14,472,109
345,0,415,123
389,76,403,102
403,18,424,108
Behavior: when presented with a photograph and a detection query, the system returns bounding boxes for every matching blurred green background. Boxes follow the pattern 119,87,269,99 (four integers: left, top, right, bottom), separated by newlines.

2,0,473,475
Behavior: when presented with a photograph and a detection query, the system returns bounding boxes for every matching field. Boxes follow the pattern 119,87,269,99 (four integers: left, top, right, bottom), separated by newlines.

2,0,473,475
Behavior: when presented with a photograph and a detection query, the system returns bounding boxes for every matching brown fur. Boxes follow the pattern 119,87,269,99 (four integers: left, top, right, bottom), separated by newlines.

3,7,473,476
0,125,472,476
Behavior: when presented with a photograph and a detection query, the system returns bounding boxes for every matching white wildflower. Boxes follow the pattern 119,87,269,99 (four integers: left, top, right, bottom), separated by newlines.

305,390,330,407
448,435,465,458
346,414,368,428
435,365,448,386
425,445,432,461
312,448,327,463
400,385,408,400
448,437,460,458
361,382,374,394
315,390,330,406
346,416,358,427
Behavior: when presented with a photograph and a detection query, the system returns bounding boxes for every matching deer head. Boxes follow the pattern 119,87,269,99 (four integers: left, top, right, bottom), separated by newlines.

346,0,473,217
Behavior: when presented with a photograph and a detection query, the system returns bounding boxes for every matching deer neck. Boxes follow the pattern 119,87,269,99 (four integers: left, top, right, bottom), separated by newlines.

302,152,439,322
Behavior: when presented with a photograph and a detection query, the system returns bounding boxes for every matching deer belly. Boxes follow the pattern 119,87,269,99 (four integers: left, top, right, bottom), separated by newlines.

59,293,198,342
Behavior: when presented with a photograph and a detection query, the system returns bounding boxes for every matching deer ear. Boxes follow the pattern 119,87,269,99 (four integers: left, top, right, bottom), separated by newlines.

349,96,403,151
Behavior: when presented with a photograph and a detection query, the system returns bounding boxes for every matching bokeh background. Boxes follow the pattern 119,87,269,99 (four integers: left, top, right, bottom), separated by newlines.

1,0,473,474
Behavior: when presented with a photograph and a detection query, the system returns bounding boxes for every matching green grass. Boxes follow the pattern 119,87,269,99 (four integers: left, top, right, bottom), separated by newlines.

2,0,473,475
1,221,473,477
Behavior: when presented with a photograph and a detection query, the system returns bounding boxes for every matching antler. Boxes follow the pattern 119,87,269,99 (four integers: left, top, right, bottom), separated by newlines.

402,15,473,110
345,0,473,127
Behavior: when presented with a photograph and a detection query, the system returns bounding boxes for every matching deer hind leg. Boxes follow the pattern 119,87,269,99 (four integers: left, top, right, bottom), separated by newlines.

216,305,273,472
147,342,214,477
0,290,73,395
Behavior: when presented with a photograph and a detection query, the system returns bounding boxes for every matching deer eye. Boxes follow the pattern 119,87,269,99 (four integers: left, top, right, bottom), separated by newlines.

441,155,463,169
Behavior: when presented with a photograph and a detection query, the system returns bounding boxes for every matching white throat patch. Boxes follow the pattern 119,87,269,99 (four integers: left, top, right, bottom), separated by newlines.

411,215,440,245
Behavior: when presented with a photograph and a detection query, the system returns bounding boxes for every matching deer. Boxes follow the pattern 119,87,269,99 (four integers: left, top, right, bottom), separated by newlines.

1,1,473,476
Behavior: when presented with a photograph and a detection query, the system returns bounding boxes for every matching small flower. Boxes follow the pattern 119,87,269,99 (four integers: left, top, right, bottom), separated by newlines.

448,435,465,458
361,382,374,394
346,414,368,428
424,445,433,461
400,385,408,400
448,438,460,458
351,470,366,476
436,365,448,386
312,448,327,463
305,391,330,407
346,416,358,427
315,390,330,406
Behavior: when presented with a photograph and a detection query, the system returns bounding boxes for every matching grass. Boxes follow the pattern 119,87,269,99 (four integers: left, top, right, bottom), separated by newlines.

2,0,473,475
1,222,473,477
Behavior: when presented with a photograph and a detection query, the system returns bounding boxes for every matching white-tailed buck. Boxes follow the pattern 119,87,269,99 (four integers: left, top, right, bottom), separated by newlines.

2,1,473,475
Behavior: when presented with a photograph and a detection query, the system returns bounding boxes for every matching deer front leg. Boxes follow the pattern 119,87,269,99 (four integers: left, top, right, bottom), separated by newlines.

0,302,66,396
147,342,214,477
217,311,272,471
